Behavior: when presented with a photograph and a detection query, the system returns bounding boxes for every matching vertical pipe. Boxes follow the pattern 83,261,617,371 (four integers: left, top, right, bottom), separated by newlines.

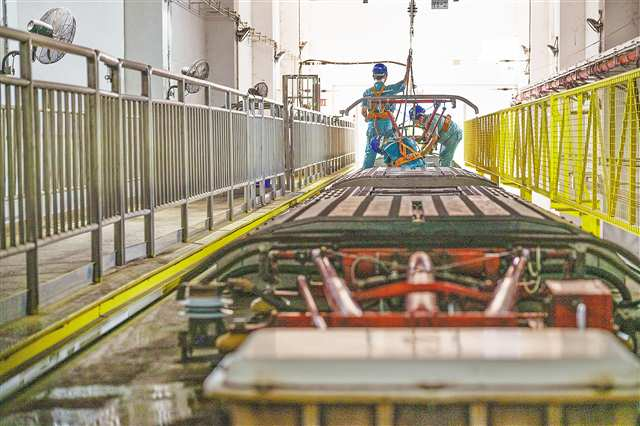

133,101,141,212
0,85,6,249
311,249,362,317
259,100,266,203
297,275,327,330
88,53,103,282
34,88,43,238
64,91,73,230
6,84,15,245
21,39,39,313
56,90,64,232
179,79,188,243
16,86,25,244
485,251,529,315
244,97,252,212
113,64,126,265
227,91,234,221
142,67,156,257
77,94,84,228
206,87,215,230
71,92,80,229
126,100,133,213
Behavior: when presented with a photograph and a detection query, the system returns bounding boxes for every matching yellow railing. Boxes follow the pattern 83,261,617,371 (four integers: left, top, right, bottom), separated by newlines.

465,68,640,237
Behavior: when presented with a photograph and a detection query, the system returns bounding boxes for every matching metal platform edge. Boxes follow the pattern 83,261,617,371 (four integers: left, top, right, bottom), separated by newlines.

0,166,355,402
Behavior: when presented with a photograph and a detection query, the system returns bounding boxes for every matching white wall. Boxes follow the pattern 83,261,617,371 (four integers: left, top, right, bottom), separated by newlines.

559,1,585,70
235,0,253,92
205,15,236,100
124,0,165,96
528,0,640,85
584,0,602,58
10,0,124,90
603,0,640,50
277,0,302,102
169,3,207,104
251,0,278,99
530,0,557,82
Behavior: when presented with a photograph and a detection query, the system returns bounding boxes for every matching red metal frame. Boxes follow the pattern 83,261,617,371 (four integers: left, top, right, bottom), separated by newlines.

265,248,614,332
352,282,492,303
274,312,521,328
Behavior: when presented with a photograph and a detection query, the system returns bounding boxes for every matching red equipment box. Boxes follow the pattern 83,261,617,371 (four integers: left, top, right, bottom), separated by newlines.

546,279,613,330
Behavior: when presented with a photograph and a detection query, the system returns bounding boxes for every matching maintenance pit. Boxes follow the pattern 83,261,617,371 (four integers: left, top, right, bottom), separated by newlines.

0,296,226,426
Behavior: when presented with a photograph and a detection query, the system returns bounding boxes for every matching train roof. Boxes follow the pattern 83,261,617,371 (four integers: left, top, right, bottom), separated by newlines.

263,178,581,243
332,167,494,189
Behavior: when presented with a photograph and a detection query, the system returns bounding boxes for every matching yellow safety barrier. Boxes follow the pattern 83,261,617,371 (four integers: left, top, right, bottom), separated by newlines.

465,68,640,237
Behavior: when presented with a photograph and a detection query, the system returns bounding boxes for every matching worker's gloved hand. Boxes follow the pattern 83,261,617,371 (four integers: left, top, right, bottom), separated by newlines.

369,136,382,154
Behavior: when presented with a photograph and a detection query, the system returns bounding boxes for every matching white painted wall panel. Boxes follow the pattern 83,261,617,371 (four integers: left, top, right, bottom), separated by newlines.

169,3,207,104
559,1,586,70
13,0,124,90
603,0,640,50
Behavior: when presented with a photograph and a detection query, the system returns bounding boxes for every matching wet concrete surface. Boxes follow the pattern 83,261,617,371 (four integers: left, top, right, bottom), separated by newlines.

0,295,229,426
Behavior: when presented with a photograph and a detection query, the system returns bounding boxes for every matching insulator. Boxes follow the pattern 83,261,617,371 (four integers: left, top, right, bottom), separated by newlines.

407,3,418,16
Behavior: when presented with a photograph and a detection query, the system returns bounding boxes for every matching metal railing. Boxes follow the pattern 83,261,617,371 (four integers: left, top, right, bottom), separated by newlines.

464,68,640,237
0,26,356,316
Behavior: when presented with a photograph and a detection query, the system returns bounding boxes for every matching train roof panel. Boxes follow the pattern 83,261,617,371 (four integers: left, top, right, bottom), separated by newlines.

332,167,494,189
286,185,545,221
203,328,640,399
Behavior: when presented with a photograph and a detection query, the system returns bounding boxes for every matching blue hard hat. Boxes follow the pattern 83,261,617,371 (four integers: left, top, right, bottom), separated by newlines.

372,63,388,77
409,105,426,119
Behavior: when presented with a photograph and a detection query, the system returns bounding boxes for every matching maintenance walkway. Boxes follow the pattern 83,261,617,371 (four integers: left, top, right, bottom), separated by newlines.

0,25,356,402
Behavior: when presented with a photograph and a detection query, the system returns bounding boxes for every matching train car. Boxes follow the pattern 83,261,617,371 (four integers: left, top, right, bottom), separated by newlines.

184,165,640,426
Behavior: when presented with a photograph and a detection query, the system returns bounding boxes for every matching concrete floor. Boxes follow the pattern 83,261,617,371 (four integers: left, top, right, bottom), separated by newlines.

0,295,225,425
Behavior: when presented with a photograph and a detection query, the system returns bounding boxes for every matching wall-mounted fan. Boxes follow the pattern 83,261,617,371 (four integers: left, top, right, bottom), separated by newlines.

166,59,210,99
1,8,76,75
248,82,268,98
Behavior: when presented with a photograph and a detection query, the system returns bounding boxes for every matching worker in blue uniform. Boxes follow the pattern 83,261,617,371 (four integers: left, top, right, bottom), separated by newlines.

436,114,463,167
361,56,412,168
409,105,463,167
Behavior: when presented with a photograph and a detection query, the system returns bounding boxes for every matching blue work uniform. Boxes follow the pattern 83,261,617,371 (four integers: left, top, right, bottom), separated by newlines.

421,115,463,167
362,81,405,168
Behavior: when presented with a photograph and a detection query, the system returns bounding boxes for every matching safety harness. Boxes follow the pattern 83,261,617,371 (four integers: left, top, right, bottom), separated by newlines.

393,140,423,167
366,84,395,122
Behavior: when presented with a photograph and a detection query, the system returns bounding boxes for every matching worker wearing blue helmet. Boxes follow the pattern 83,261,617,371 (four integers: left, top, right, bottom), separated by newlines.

361,55,412,168
409,105,463,167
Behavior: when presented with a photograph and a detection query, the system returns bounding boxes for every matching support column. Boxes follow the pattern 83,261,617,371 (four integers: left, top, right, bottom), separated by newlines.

179,79,189,243
21,38,39,313
581,214,601,238
113,63,127,266
520,187,532,202
142,66,156,257
206,86,215,230
88,53,103,283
